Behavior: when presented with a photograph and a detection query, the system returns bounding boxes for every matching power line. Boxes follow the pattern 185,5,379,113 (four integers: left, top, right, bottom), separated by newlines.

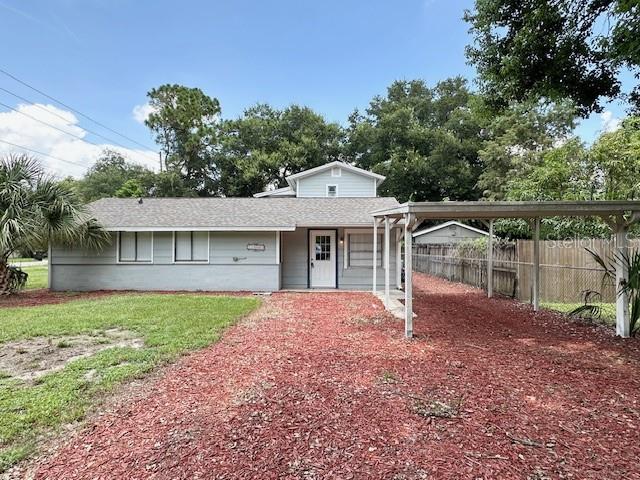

0,85,159,162
0,99,93,143
0,67,158,153
0,138,86,169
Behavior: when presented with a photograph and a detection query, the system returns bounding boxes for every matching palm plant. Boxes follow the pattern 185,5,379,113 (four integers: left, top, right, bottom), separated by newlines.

571,247,640,336
0,154,109,294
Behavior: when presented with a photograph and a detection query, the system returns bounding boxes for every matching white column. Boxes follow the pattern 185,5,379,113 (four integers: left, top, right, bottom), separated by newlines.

372,219,378,293
532,218,540,311
384,216,390,307
615,221,630,337
404,213,414,338
487,220,494,298
396,228,402,289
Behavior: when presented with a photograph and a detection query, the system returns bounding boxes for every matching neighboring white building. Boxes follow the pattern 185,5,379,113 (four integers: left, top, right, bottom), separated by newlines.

412,220,488,245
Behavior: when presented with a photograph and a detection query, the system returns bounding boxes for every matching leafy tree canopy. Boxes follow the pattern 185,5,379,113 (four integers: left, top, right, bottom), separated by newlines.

346,77,487,202
218,104,343,196
478,100,577,199
145,84,221,196
465,0,640,116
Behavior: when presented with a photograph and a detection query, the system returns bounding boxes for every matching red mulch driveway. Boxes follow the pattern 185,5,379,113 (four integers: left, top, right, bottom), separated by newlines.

34,274,640,479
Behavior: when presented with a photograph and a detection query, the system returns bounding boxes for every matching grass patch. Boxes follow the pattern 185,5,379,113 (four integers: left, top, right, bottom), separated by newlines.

21,265,48,290
8,258,34,264
0,293,259,471
542,302,616,325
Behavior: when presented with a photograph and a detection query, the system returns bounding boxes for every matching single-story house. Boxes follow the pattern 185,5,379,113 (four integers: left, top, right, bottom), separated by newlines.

412,220,489,245
50,162,403,292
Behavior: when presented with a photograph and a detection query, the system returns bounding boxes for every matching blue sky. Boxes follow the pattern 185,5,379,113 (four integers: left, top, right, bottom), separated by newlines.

0,0,632,176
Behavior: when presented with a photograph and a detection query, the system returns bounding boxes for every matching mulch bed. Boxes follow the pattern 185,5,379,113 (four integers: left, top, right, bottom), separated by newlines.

0,289,256,308
0,290,118,308
28,274,640,479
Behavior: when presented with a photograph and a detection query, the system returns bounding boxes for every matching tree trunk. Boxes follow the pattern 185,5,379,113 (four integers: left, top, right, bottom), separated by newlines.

0,261,11,295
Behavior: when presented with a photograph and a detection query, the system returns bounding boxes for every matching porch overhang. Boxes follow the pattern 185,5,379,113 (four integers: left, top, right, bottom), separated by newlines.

371,200,640,339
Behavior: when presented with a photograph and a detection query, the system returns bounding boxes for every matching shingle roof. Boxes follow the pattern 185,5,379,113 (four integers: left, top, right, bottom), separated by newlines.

88,197,400,230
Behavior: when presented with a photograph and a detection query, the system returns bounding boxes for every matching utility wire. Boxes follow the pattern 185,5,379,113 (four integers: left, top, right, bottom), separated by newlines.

0,99,95,143
0,138,86,169
0,67,158,153
0,85,158,162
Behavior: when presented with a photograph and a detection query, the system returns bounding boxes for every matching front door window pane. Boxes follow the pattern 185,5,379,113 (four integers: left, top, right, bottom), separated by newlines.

315,235,330,261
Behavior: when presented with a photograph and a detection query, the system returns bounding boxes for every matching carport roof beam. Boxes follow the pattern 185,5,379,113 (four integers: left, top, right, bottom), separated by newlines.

371,200,640,220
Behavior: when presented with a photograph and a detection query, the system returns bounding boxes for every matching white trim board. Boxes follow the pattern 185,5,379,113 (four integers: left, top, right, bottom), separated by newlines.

412,220,489,238
106,226,296,232
286,161,386,189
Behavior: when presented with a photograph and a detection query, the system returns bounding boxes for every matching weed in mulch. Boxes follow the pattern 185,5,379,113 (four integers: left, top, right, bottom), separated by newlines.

379,370,400,384
411,394,463,419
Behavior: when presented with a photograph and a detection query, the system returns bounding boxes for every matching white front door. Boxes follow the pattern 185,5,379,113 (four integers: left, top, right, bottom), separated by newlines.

310,230,336,288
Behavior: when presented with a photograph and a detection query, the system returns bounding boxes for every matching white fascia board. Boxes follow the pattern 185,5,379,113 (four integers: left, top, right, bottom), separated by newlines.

285,161,386,189
412,220,489,238
105,226,296,232
253,186,294,197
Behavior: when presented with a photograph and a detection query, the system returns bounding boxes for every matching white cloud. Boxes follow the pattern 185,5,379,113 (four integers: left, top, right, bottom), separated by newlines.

0,103,158,178
600,110,622,133
132,103,155,124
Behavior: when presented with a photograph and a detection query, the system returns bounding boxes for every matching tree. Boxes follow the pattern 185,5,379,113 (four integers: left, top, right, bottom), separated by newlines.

145,84,221,195
346,78,487,202
218,104,343,196
465,0,640,116
495,116,640,239
0,155,109,294
504,139,592,201
75,149,153,202
590,116,640,199
115,178,145,198
477,100,577,199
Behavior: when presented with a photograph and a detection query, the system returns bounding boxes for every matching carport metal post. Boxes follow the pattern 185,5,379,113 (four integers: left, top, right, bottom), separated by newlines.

615,218,631,337
396,227,403,289
404,213,415,338
372,219,378,294
532,218,541,311
487,220,494,298
384,216,391,307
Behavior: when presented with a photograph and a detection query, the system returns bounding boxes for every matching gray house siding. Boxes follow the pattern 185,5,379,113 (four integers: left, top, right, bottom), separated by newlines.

50,231,280,291
296,169,376,197
281,227,399,290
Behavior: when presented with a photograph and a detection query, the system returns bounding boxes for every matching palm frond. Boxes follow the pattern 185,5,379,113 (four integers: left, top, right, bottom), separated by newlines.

569,304,603,319
0,154,110,292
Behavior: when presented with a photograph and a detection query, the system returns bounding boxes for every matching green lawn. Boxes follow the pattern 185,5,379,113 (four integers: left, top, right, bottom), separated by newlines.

542,302,616,325
23,265,48,290
8,258,34,264
0,294,259,471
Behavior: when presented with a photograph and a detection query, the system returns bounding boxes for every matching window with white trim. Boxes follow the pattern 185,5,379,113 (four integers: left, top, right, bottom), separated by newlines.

326,184,337,197
119,232,152,262
175,231,208,262
348,233,382,267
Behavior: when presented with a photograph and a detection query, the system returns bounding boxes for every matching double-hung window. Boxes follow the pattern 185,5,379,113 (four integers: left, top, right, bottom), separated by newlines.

118,232,152,263
174,231,209,262
348,232,382,267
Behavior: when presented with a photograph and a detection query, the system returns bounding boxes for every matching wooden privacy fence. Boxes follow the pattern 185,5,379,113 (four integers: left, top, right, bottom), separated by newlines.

413,238,640,303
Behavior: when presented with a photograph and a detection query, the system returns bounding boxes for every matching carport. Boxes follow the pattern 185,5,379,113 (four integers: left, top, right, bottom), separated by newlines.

372,201,640,338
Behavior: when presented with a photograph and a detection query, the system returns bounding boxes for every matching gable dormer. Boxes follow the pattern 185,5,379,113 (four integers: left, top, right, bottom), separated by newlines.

254,161,385,198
